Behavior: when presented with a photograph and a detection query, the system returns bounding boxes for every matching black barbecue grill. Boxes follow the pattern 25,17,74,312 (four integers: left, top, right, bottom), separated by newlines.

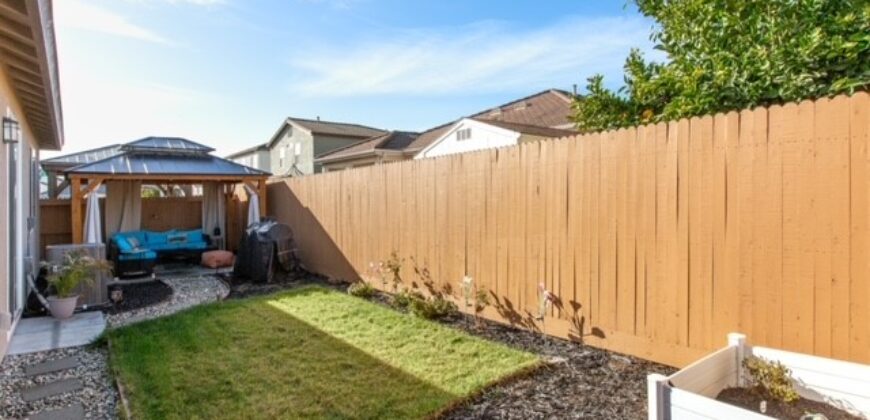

233,219,300,283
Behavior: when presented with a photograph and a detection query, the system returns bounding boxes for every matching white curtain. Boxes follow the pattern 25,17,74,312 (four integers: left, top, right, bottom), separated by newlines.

84,188,102,244
105,180,142,238
246,186,260,228
201,182,226,247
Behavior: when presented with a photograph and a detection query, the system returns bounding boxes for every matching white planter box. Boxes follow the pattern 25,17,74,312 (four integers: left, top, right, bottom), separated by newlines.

648,333,870,419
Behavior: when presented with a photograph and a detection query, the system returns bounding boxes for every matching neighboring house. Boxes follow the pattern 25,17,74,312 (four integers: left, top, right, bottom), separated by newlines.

414,118,576,160
317,89,576,171
225,143,270,174
228,117,386,177
1,0,64,360
315,131,419,172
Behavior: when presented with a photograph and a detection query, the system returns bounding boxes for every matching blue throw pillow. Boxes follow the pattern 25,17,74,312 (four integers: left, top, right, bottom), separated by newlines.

115,236,134,253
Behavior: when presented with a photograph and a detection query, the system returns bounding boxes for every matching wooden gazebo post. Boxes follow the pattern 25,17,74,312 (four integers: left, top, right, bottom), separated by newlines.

70,176,82,244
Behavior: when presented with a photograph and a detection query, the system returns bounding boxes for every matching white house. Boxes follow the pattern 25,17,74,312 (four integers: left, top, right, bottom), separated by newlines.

413,118,576,160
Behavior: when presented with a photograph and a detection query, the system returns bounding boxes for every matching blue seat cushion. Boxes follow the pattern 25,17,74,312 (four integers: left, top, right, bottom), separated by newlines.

118,250,157,261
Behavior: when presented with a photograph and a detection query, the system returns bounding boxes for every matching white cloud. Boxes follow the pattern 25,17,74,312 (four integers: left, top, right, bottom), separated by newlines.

289,17,661,96
55,0,172,44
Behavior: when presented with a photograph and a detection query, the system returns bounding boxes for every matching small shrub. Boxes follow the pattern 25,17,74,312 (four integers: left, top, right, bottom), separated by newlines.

410,295,457,320
348,282,375,299
393,289,423,310
742,356,799,403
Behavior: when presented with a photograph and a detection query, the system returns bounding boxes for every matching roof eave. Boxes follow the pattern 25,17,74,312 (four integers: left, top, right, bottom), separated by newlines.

2,0,65,150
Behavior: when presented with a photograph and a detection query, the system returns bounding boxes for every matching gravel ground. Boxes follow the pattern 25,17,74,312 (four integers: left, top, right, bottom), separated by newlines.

0,346,118,420
105,274,229,328
439,315,675,419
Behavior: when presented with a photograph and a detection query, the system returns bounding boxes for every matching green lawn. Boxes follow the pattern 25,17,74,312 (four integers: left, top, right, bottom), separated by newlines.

107,286,539,419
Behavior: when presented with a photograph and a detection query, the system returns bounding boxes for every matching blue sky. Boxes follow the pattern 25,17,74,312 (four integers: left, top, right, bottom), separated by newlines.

49,0,659,157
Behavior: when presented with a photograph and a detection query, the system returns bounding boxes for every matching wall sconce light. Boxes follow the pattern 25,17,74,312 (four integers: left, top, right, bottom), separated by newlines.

3,117,20,144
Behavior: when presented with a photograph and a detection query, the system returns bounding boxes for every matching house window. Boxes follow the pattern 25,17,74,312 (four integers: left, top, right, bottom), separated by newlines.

456,128,472,141
294,143,301,156
279,147,286,168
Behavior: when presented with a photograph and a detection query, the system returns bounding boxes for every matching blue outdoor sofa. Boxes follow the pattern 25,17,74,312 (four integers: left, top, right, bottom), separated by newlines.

109,229,213,277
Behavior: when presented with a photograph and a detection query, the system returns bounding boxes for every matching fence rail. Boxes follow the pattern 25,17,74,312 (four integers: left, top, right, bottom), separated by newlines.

268,93,869,367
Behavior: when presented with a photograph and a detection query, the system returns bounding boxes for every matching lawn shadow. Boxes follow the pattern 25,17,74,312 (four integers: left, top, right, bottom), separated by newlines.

108,292,459,419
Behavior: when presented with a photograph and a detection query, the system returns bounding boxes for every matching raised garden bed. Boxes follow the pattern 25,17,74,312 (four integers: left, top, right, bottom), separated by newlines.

648,334,870,419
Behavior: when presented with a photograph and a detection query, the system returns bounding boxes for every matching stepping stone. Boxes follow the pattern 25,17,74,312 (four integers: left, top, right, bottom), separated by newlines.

25,357,79,376
21,378,83,402
27,404,84,420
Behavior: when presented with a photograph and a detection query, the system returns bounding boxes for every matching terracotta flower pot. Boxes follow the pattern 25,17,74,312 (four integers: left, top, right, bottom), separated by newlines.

47,295,79,319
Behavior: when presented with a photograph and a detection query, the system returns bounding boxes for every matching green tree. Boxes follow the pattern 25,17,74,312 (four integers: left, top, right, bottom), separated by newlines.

572,0,870,131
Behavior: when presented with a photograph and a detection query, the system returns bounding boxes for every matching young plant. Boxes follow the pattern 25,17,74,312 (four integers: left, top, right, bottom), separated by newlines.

43,251,112,298
384,251,404,292
368,261,387,290
459,276,490,328
347,281,376,299
473,288,491,328
742,356,800,404
536,282,555,335
460,275,474,310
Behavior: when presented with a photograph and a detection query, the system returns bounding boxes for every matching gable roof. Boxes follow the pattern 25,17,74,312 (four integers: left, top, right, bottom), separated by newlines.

315,131,419,163
266,117,388,149
404,89,574,152
471,118,577,138
225,143,269,159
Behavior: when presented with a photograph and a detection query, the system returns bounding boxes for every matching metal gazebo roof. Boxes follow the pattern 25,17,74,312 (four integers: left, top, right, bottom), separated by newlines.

63,137,270,178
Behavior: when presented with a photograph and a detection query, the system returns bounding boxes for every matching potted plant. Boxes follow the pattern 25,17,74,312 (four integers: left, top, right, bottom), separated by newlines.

42,251,112,319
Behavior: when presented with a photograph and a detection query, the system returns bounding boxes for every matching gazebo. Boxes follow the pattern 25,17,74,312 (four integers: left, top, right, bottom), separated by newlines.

58,137,270,244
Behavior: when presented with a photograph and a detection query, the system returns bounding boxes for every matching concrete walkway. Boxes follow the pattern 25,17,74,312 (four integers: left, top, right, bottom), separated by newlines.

8,312,106,355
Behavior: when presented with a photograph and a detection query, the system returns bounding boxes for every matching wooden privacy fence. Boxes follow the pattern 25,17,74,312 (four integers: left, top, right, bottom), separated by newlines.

40,197,204,255
268,93,869,368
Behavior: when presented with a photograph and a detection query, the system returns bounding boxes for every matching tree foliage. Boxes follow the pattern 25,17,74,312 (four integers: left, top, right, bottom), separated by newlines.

572,0,870,131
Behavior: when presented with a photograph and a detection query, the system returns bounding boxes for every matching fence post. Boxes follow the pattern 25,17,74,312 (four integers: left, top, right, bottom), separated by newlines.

647,373,668,420
728,332,747,387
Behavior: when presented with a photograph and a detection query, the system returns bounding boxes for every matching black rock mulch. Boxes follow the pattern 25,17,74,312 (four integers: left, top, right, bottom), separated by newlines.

225,277,676,419
438,314,675,419
105,280,173,315
225,269,341,299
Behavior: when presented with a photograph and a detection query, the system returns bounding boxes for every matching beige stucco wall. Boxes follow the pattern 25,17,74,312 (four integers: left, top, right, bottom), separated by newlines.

0,65,42,360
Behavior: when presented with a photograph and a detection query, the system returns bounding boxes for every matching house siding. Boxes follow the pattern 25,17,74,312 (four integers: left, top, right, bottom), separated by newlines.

0,66,42,360
270,125,366,176
415,119,521,160
231,149,271,173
